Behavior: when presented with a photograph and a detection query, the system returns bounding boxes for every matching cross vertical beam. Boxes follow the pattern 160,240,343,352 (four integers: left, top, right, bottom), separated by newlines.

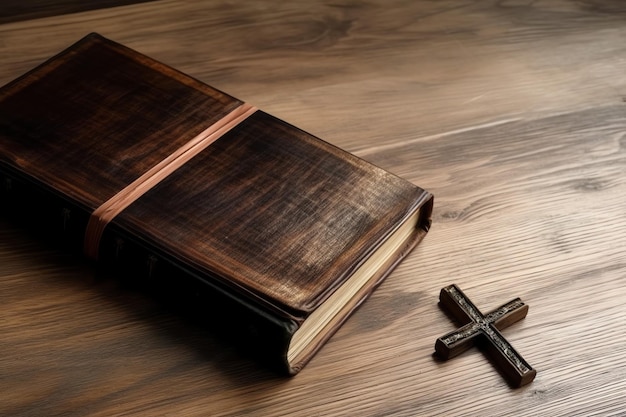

435,284,536,387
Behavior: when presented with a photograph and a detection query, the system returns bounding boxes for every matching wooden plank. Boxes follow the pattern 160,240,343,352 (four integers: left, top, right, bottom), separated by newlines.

1,1,626,415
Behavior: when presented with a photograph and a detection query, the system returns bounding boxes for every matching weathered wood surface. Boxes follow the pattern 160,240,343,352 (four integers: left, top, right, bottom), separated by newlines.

1,1,626,415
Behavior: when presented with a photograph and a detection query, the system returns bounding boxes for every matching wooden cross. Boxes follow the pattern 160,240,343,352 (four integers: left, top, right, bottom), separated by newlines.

435,284,536,387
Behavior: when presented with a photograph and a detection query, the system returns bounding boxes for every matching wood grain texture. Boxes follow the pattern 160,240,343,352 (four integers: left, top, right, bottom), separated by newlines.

1,0,626,415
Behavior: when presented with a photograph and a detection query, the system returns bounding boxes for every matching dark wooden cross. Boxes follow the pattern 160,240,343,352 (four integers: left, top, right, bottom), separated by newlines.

435,284,536,387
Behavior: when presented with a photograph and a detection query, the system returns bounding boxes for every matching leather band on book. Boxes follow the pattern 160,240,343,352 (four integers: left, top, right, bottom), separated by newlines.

83,103,258,260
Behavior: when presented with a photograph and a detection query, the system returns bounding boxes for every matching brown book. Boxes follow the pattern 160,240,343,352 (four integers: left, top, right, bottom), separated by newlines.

0,33,433,374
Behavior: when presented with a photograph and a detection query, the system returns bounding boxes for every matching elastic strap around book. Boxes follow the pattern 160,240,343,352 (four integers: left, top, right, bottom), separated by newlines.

83,103,258,260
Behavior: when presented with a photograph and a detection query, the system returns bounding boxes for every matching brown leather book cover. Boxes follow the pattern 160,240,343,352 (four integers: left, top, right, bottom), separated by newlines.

0,33,433,374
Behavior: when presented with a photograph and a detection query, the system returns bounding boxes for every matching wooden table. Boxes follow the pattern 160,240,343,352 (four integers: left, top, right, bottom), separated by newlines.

2,1,625,415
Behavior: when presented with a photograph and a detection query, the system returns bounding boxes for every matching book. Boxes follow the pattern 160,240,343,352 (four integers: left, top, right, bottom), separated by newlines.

0,33,433,374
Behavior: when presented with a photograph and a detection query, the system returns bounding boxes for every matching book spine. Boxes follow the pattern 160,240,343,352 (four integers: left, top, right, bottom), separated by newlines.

0,163,91,251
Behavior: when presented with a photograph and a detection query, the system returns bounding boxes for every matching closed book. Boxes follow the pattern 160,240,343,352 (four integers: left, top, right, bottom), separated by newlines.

0,33,433,374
